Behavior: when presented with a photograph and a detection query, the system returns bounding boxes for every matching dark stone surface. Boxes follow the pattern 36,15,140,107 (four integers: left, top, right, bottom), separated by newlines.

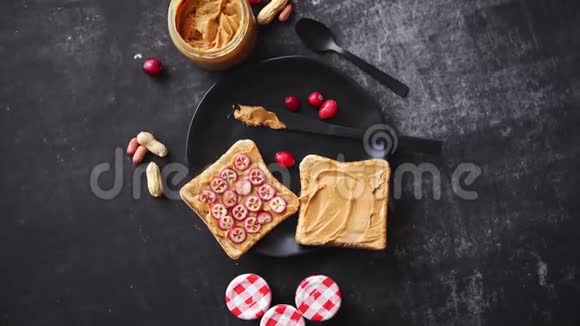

1,0,580,325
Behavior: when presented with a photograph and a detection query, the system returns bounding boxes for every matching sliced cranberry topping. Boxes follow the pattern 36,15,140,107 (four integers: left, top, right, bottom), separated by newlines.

198,189,216,204
228,226,247,244
211,204,228,219
219,168,238,183
258,183,276,201
222,190,238,208
244,217,262,234
232,204,249,221
269,196,287,213
210,177,228,194
257,212,273,225
235,179,252,196
245,195,263,212
233,153,251,171
218,216,234,230
248,168,265,185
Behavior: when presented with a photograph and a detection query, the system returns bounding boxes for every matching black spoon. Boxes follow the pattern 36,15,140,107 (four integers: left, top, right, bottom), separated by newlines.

296,18,410,98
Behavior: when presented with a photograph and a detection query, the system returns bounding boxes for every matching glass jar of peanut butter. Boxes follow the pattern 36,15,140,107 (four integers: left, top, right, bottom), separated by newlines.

168,0,257,70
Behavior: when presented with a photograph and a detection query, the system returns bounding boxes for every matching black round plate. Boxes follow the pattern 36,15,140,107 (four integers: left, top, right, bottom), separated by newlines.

186,56,383,257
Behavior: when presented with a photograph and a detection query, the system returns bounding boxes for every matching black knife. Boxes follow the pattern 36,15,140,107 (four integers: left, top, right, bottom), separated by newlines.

232,105,443,156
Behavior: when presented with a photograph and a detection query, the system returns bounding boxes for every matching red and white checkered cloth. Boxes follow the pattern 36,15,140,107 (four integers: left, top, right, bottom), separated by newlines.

225,274,272,320
260,304,305,326
295,275,342,321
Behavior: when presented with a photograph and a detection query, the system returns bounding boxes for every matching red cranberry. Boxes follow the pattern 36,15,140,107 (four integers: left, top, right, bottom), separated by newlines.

308,91,325,109
274,151,296,168
284,95,301,111
318,99,338,120
142,58,163,76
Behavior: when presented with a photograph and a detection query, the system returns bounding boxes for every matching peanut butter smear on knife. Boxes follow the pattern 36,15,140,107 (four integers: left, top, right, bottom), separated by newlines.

233,105,287,130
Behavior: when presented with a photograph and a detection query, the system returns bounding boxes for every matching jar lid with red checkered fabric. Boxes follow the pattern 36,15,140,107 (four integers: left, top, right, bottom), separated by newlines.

225,273,272,320
295,275,342,321
260,304,305,326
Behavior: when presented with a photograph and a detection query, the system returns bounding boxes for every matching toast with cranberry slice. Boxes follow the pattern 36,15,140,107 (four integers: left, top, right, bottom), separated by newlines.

180,139,299,260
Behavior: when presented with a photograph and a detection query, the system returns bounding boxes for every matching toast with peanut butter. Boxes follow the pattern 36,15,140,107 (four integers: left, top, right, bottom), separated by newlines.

296,155,390,250
180,140,299,260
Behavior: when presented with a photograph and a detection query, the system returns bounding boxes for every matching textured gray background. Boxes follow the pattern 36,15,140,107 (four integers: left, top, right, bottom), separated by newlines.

1,0,580,325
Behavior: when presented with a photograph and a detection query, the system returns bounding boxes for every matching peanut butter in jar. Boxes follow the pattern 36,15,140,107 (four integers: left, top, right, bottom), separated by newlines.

168,0,256,70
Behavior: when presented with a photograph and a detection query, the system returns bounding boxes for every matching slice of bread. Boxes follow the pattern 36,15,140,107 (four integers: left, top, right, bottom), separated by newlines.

296,154,390,250
180,139,299,260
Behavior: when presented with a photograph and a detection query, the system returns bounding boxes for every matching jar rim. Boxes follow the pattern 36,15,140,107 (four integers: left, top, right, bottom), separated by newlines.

168,0,252,57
